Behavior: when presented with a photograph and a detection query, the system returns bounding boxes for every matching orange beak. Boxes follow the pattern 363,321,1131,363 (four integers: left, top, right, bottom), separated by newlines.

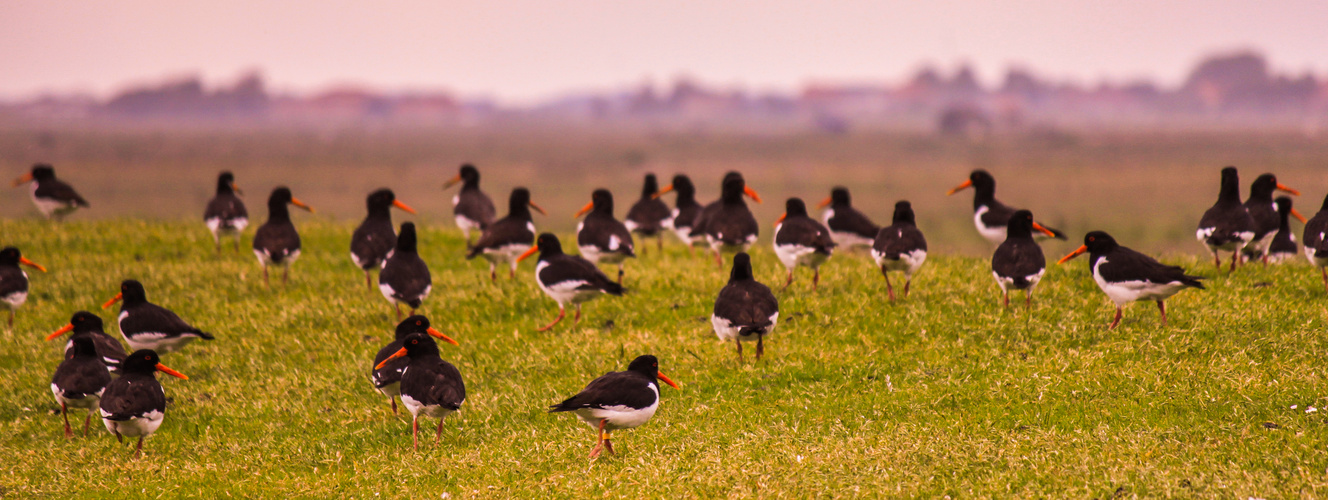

516,244,540,263
1292,208,1308,224
574,200,594,219
651,184,674,199
375,347,409,370
817,196,832,209
426,327,460,346
19,257,46,272
657,371,680,389
946,179,973,196
392,199,417,214
1057,245,1087,265
743,186,762,204
1277,183,1300,196
774,213,786,227
11,172,33,187
46,323,74,341
291,197,315,213
1031,222,1056,238
101,292,123,310
529,201,546,216
155,363,188,380
231,182,243,195
443,174,463,189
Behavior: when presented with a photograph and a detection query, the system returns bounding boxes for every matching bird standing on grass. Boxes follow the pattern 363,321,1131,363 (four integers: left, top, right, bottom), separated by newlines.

819,187,879,250
47,311,127,373
351,189,416,290
103,280,214,353
871,201,928,301
773,198,836,290
991,210,1055,308
624,173,672,254
576,189,636,284
517,233,624,332
253,186,315,287
371,315,459,415
1242,173,1301,264
1266,197,1307,263
1303,192,1328,291
693,172,762,267
12,163,89,220
0,246,45,327
655,174,705,251
1059,231,1205,329
1196,166,1255,272
374,332,465,451
712,252,779,360
51,335,112,438
203,171,248,255
549,354,679,459
379,222,431,320
947,169,1066,244
98,349,187,458
466,187,545,280
443,164,496,246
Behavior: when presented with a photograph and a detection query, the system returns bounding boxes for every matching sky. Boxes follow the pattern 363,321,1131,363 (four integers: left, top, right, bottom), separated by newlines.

3,1,1326,104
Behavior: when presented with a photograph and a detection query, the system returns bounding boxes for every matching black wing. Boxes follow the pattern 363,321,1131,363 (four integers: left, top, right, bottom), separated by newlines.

379,253,432,307
541,255,624,295
0,266,29,298
404,360,466,410
1198,205,1254,245
826,206,879,239
121,303,212,338
874,223,927,259
688,201,722,237
705,206,759,246
253,220,302,264
467,217,534,258
456,190,497,227
371,340,407,389
578,215,636,256
1098,247,1204,288
776,217,836,253
52,356,111,399
1305,214,1328,256
714,280,779,330
992,240,1046,282
671,202,703,230
35,179,89,207
1244,200,1279,241
549,371,656,412
204,193,247,222
625,198,671,236
351,219,396,269
99,377,166,420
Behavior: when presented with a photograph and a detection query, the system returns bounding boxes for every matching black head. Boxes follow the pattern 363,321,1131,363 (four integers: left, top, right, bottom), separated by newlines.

1275,196,1293,216
216,171,237,194
1082,231,1119,254
728,252,755,282
892,201,916,226
671,174,696,199
31,164,56,180
1217,166,1242,202
508,187,535,216
1250,174,1277,197
969,169,995,189
0,246,19,267
534,233,563,256
459,164,480,184
830,187,851,206
1006,210,1036,238
591,189,614,214
627,354,661,378
68,335,99,358
269,186,293,206
1322,192,1328,213
399,331,441,358
366,188,396,212
720,174,748,203
641,174,660,197
784,198,808,218
69,311,105,334
396,222,418,251
394,314,432,340
119,279,148,305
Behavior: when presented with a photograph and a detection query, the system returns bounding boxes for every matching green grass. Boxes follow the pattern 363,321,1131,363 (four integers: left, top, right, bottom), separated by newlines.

3,218,1328,498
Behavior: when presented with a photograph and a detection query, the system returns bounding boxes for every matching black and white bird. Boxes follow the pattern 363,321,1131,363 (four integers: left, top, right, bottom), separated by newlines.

1196,166,1256,272
656,174,705,250
12,163,89,220
203,171,248,255
624,173,672,253
819,187,879,249
98,349,187,457
692,172,762,267
0,246,45,327
1241,173,1301,264
47,311,128,373
443,164,496,245
103,280,214,353
711,252,779,359
576,189,636,284
947,169,1066,244
516,233,625,332
253,186,315,287
1266,196,1307,263
1059,231,1205,329
51,335,112,438
371,315,458,415
991,210,1055,308
773,198,836,290
548,354,679,459
351,188,416,289
1303,192,1328,291
871,201,928,301
379,222,431,320
466,187,545,280
374,332,466,451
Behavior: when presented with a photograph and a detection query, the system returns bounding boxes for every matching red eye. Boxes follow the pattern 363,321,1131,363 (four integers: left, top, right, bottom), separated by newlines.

415,321,421,325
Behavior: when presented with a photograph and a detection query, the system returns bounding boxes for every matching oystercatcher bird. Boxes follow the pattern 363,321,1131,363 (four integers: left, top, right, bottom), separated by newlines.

0,246,45,327
47,311,128,373
103,280,214,353
947,169,1066,244
374,332,465,450
379,222,431,320
253,186,315,287
773,198,836,290
656,174,705,250
466,187,545,280
991,210,1055,308
693,173,762,267
1267,197,1308,263
351,189,416,289
1059,231,1205,329
819,187,879,249
1303,192,1328,291
203,171,248,255
549,354,679,459
1241,173,1301,264
517,233,624,332
371,315,458,415
712,252,779,359
12,163,89,220
51,335,112,438
98,349,187,457
443,164,496,245
871,201,927,301
576,189,636,284
1197,166,1256,272
624,174,672,253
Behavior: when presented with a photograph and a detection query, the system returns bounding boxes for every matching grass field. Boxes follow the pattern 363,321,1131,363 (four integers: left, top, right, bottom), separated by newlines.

3,215,1328,498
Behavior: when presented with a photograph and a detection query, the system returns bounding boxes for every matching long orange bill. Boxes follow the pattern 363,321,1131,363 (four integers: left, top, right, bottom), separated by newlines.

1292,208,1308,224
657,371,680,389
1276,183,1301,196
774,213,786,227
443,174,463,189
291,197,315,213
11,173,33,187
574,200,594,219
426,327,460,346
946,179,973,196
1057,245,1088,265
1031,222,1056,238
651,185,674,199
231,183,243,195
155,363,188,380
46,324,74,341
529,201,547,215
817,196,832,208
392,199,417,214
516,244,540,262
101,292,123,310
374,347,408,370
743,186,762,204
19,257,46,272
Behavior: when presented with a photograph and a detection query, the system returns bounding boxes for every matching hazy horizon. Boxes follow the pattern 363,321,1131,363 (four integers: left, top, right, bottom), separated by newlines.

5,1,1326,104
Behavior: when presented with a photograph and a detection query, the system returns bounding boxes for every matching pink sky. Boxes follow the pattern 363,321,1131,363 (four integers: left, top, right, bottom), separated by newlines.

3,1,1325,104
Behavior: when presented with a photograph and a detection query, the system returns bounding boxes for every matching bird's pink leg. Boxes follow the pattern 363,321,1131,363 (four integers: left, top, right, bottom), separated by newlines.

538,306,566,332
1108,306,1123,330
61,402,72,439
412,416,420,451
882,267,896,301
1157,300,1167,327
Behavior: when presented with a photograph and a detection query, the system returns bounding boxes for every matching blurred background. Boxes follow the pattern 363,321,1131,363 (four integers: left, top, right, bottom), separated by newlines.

3,1,1327,256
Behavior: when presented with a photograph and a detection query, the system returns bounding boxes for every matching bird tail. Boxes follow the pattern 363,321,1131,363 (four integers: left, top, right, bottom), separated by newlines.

1181,275,1206,289
465,246,481,260
191,329,215,340
738,324,770,336
601,281,625,296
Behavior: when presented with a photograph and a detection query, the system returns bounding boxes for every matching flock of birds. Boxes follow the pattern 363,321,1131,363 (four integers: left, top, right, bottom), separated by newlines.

5,161,1328,459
